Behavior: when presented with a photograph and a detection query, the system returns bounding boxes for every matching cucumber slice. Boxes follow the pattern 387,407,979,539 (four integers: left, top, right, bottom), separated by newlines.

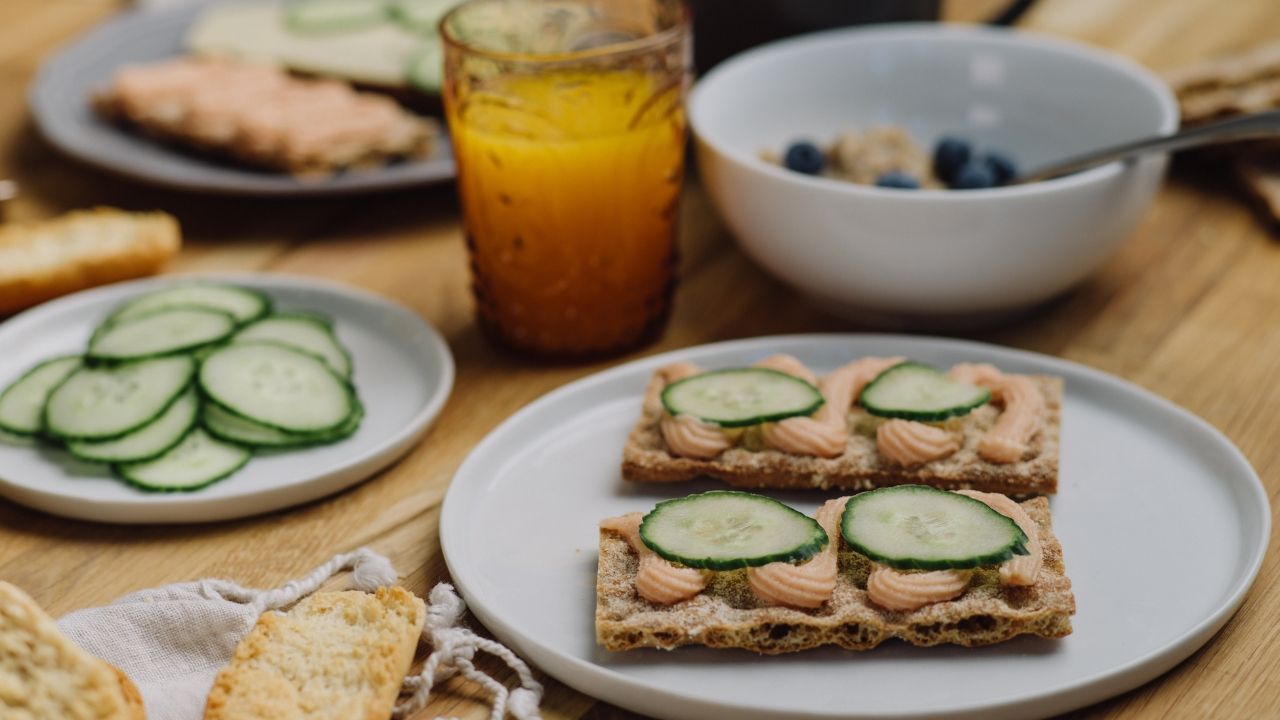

44,356,195,441
231,313,351,378
286,0,390,33
202,396,363,448
389,0,459,32
116,428,250,492
107,284,270,326
639,491,828,570
199,342,354,433
67,388,199,463
660,368,824,428
88,307,236,362
859,362,991,422
406,43,443,94
0,356,82,435
840,485,1029,571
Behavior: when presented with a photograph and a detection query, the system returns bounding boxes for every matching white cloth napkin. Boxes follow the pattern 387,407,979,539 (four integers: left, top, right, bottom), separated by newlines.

56,549,543,720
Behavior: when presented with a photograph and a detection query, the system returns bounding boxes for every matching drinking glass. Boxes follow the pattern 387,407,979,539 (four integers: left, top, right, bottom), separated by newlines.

441,0,691,357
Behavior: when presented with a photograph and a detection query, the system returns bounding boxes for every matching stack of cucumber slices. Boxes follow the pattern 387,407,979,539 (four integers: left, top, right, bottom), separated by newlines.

0,283,362,492
638,487,1028,572
659,361,991,428
285,0,461,93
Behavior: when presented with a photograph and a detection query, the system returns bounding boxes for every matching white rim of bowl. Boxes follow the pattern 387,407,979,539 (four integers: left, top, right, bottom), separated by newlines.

689,23,1181,200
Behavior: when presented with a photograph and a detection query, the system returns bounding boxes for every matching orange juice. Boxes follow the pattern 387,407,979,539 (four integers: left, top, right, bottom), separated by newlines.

446,62,687,356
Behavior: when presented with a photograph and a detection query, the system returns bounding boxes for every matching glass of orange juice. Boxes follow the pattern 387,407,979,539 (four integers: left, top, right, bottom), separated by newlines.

441,0,691,358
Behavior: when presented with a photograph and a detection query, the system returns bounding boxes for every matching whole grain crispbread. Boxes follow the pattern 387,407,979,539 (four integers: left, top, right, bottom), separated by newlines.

203,587,425,720
622,367,1061,496
596,497,1074,653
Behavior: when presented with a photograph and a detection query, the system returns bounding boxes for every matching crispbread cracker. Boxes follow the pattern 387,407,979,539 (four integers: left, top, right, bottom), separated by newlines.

0,207,180,316
1164,40,1280,125
596,497,1074,653
0,581,145,719
203,587,425,720
622,369,1061,496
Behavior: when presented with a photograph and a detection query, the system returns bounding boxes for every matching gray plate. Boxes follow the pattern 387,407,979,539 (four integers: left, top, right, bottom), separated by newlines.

29,4,454,196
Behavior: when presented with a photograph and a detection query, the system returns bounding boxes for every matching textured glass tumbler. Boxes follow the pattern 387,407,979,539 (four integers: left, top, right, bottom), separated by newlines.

442,0,691,358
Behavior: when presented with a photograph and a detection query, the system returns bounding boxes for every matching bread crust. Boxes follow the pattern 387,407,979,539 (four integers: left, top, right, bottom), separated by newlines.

596,497,1074,653
0,208,180,315
203,587,425,720
622,369,1061,496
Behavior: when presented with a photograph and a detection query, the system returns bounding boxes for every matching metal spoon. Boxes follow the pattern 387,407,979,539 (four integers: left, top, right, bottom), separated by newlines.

1014,110,1280,184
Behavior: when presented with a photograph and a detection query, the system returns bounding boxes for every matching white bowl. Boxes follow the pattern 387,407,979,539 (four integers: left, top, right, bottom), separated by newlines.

689,24,1178,320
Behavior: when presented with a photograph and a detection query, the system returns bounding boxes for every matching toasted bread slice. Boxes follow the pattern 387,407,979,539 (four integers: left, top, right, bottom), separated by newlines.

596,497,1074,653
203,587,425,720
622,367,1061,496
0,581,146,719
0,208,180,315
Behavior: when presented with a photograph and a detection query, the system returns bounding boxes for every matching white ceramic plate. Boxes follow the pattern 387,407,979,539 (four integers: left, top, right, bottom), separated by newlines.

0,273,454,523
441,335,1269,720
29,4,454,196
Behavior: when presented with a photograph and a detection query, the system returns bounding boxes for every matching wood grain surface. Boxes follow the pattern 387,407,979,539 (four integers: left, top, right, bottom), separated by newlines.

1,1,1278,718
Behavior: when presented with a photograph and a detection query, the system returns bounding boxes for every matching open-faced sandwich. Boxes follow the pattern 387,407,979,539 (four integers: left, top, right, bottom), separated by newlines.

622,354,1061,496
93,56,440,178
596,487,1075,653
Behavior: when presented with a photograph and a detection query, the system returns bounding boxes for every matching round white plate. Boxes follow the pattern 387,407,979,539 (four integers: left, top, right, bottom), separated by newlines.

441,334,1269,720
30,4,454,196
0,273,454,524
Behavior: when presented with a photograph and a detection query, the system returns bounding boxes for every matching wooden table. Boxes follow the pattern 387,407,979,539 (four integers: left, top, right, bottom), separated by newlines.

2,1,1278,718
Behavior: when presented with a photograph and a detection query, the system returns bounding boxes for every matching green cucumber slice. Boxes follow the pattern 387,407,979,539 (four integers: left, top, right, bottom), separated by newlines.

199,342,354,433
107,284,270,326
406,43,443,94
202,395,363,448
44,356,195,441
389,0,459,32
859,362,991,422
840,485,1029,571
88,307,236,362
230,313,351,378
67,388,199,463
116,428,250,492
660,368,824,428
639,491,828,570
286,0,390,33
0,356,82,435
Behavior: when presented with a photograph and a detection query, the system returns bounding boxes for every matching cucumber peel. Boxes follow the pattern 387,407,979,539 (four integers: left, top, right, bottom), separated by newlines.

859,362,990,422
639,491,828,570
840,485,1029,571
661,367,825,428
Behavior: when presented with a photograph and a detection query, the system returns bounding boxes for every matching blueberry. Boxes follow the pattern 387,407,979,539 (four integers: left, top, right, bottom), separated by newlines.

984,151,1018,185
783,141,825,175
875,171,920,189
933,136,972,183
950,161,997,190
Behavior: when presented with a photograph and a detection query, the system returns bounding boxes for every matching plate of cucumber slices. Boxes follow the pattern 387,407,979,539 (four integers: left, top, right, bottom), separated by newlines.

0,273,453,523
440,334,1269,720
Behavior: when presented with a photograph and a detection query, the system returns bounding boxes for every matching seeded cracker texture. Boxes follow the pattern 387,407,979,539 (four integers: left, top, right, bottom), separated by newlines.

621,368,1062,496
596,497,1074,653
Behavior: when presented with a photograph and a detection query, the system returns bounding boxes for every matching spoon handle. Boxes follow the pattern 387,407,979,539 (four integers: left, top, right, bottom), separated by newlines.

1015,110,1280,184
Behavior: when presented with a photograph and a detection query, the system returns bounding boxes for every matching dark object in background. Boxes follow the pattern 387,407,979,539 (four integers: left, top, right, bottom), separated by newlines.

688,0,1038,74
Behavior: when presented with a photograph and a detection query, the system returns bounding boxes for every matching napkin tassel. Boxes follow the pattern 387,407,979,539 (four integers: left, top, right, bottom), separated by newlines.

395,583,544,720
